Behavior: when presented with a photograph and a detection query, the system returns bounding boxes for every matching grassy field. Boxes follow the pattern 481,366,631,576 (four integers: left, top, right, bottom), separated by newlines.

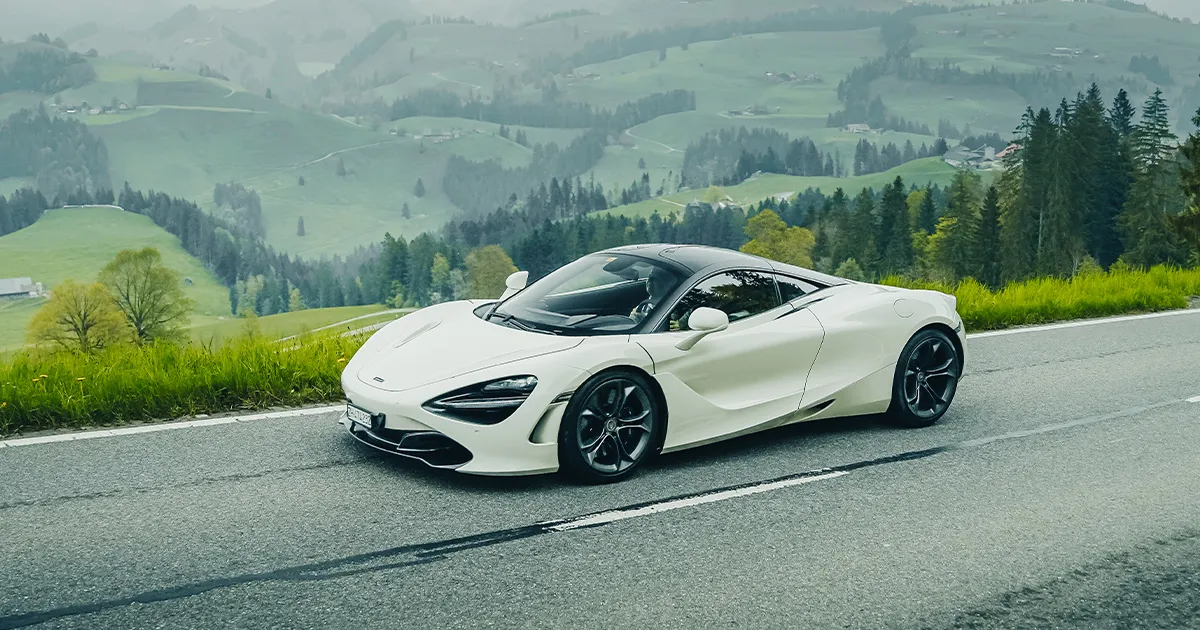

600,158,972,219
0,206,231,350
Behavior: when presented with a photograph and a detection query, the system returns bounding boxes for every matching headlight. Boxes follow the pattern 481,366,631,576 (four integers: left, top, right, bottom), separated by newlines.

422,375,538,425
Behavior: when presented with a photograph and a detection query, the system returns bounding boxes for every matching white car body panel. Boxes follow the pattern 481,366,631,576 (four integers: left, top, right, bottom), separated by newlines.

339,247,966,478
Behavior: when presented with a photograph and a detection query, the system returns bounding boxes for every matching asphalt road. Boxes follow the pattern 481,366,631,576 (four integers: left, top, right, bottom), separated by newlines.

3,311,1200,629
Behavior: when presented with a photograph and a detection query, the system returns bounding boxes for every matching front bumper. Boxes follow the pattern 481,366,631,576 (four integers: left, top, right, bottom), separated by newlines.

338,365,589,476
341,414,474,469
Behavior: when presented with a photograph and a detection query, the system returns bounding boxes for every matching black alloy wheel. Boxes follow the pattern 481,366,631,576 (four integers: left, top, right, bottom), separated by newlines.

558,370,663,484
887,328,961,428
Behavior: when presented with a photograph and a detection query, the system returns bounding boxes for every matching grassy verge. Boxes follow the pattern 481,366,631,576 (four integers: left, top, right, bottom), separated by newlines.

881,265,1200,332
3,265,1198,438
0,332,367,437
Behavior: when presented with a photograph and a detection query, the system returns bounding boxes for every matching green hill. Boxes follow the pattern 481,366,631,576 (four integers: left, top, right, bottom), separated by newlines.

598,157,969,219
0,206,231,350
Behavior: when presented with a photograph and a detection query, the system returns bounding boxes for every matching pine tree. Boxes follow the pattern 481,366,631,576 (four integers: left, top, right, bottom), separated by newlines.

336,158,346,177
1169,105,1200,255
878,176,912,274
977,185,1002,288
1110,89,1136,139
414,177,426,197
296,216,305,236
918,184,937,234
1041,98,1087,276
1119,89,1189,267
402,202,411,219
932,168,983,281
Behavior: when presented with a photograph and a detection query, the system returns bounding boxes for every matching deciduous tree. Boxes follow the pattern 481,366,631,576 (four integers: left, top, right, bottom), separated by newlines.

28,280,129,353
98,247,194,344
465,245,518,299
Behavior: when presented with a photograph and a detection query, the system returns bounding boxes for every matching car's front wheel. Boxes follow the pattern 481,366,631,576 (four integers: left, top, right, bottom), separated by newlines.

886,328,962,428
558,370,663,484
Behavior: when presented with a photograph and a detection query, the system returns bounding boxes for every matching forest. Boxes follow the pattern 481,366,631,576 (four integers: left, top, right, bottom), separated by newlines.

0,107,109,200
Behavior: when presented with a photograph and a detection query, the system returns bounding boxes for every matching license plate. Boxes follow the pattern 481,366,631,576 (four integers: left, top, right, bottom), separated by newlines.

346,404,374,428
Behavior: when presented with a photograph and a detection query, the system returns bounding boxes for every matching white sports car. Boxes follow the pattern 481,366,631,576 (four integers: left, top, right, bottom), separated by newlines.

340,244,966,483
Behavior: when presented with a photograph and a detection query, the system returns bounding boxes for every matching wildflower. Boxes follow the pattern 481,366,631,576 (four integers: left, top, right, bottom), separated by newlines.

40,374,48,379
1,402,6,408
32,378,39,383
77,377,86,382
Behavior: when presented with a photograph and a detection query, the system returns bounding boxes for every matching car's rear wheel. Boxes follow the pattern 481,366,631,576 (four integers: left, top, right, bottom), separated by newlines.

558,370,663,484
886,328,961,428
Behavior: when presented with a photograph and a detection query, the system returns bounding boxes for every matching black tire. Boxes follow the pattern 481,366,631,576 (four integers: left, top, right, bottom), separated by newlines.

885,328,962,428
557,369,664,484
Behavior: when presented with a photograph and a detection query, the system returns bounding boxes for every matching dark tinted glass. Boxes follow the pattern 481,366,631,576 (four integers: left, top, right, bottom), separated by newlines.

669,270,781,324
774,274,821,302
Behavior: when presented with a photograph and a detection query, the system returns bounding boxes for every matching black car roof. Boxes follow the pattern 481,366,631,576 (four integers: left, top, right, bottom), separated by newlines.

598,243,849,286
599,243,761,273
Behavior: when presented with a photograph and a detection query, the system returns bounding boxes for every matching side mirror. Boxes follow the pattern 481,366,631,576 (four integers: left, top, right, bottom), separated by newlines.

675,307,729,351
499,270,529,300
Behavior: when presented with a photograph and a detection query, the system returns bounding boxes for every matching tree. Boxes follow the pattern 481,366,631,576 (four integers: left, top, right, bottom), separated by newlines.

97,247,194,344
430,252,452,302
1169,103,1200,254
288,287,306,312
414,177,426,197
265,88,273,100
976,185,1003,289
878,176,912,274
638,157,647,170
465,245,518,299
28,280,129,353
917,185,937,234
932,169,983,281
1118,89,1189,267
298,175,305,186
297,216,305,236
336,158,347,177
740,209,817,268
402,202,411,219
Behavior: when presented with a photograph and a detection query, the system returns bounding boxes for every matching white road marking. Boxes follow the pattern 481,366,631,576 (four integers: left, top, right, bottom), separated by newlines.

0,405,344,449
967,308,1200,339
544,471,849,532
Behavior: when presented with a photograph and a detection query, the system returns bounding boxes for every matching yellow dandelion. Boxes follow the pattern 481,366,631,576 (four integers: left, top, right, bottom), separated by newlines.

1,402,6,408
337,357,347,363
77,377,86,382
40,374,48,379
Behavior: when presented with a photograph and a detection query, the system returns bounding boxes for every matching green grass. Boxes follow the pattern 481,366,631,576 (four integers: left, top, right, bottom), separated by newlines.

188,305,392,347
5,262,1198,438
0,206,231,349
0,300,44,353
600,158,970,219
0,332,367,437
881,264,1200,332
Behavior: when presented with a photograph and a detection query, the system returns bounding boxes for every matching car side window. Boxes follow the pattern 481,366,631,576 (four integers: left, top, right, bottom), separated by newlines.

661,270,781,331
774,274,821,303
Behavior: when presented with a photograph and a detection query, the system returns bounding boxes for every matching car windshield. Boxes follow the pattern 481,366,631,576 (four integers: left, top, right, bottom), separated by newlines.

486,253,685,335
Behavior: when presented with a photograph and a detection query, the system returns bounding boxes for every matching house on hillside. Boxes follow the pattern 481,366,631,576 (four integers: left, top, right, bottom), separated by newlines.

0,278,43,300
942,146,998,170
843,123,873,134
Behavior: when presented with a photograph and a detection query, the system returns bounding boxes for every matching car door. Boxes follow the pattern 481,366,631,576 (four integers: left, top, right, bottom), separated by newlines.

631,269,827,450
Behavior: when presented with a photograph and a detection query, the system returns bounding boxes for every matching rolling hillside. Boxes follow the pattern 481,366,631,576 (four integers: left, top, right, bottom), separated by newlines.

0,205,232,350
597,156,966,219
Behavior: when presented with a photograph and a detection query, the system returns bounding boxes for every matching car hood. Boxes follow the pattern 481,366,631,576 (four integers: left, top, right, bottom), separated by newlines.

353,301,584,392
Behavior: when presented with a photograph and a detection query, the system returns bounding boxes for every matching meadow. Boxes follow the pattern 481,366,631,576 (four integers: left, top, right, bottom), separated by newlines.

0,206,231,350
